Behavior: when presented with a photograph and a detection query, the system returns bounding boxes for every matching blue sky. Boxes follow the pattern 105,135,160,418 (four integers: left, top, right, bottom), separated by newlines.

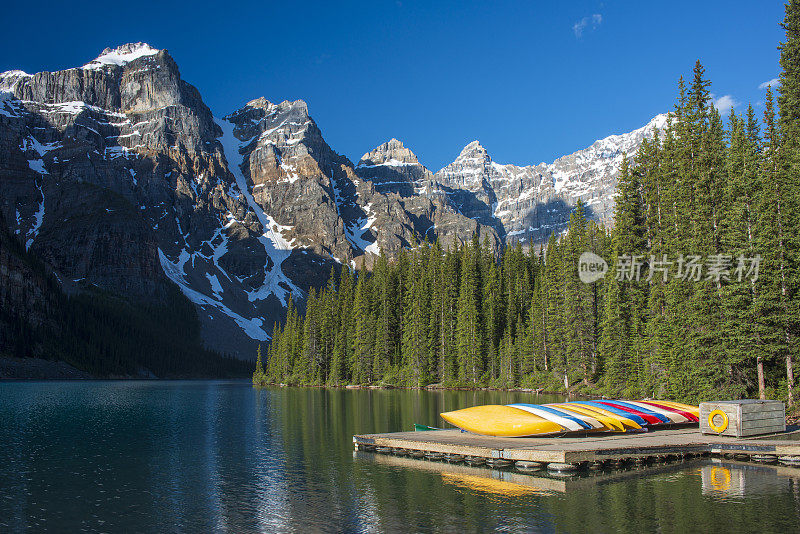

0,1,787,171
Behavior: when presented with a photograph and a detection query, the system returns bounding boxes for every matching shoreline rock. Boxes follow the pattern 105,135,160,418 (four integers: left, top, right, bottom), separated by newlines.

0,356,94,380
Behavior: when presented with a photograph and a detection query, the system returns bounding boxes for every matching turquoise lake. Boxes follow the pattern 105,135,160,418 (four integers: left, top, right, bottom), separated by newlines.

1,380,799,532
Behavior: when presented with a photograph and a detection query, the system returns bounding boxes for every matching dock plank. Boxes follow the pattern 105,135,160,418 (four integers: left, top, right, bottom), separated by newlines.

353,428,800,464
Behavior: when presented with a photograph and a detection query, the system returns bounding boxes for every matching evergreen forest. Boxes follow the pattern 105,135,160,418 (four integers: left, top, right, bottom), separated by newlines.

255,3,800,406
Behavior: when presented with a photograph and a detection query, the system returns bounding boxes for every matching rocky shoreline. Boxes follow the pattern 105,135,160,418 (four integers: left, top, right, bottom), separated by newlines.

0,356,94,380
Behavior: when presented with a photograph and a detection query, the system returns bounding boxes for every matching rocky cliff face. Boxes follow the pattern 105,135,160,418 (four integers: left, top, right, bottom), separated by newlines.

0,42,662,360
353,138,501,256
0,44,500,357
431,114,667,242
0,44,297,356
355,114,666,245
356,138,433,197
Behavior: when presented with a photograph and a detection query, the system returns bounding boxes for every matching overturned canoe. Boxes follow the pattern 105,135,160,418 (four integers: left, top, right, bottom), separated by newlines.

440,400,699,437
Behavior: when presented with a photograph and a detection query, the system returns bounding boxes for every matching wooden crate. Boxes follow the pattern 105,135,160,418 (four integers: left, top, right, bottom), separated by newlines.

699,400,785,437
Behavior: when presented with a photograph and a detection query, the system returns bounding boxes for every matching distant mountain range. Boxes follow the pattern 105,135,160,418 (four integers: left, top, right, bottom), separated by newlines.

0,43,664,359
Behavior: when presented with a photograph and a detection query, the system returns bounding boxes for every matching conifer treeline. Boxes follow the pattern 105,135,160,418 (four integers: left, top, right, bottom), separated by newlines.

255,221,610,392
255,3,800,404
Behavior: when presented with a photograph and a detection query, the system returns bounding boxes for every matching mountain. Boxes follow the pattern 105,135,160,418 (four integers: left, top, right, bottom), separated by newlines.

355,114,666,244
1,43,275,358
358,115,666,244
0,44,498,361
356,138,433,197
0,43,662,366
490,113,668,241
0,205,250,378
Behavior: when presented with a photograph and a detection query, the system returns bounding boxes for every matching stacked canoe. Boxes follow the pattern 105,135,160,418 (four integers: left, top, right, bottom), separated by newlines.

440,400,699,437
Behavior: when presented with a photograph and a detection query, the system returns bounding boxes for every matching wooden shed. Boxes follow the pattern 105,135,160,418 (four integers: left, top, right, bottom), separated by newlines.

699,400,785,437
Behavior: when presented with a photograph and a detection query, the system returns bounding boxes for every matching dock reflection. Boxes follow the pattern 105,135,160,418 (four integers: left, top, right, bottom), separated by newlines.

354,450,706,495
701,459,800,497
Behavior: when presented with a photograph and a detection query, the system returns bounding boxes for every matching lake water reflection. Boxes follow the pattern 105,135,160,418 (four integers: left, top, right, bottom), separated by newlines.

0,381,799,532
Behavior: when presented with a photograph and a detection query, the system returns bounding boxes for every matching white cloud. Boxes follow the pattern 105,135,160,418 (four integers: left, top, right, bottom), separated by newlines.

573,14,603,38
712,94,739,115
759,77,780,90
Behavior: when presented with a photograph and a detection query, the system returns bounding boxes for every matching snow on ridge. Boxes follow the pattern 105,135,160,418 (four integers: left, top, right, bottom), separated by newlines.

158,249,269,341
206,273,224,299
361,202,377,231
0,69,31,85
357,158,419,168
216,117,299,301
0,69,30,77
82,43,160,70
547,113,667,195
0,70,32,97
32,100,128,118
26,181,45,250
333,180,378,256
344,213,379,255
460,140,484,153
589,113,668,150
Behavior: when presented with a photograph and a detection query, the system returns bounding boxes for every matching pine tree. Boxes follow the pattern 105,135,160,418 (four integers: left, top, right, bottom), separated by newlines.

562,201,594,385
755,88,795,405
718,109,761,398
544,233,563,380
439,243,461,383
401,248,428,386
523,270,545,378
253,343,264,385
456,238,483,384
352,272,375,384
425,240,443,383
600,155,647,396
483,246,502,381
777,0,800,406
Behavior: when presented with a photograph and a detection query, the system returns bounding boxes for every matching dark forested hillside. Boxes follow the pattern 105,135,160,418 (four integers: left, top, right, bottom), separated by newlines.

254,2,800,405
0,212,251,378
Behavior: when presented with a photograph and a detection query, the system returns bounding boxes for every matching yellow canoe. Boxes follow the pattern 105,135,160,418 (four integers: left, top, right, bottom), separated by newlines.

440,405,565,437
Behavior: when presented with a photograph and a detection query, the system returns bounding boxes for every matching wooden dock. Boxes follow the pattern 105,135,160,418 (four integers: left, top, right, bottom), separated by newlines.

353,427,800,469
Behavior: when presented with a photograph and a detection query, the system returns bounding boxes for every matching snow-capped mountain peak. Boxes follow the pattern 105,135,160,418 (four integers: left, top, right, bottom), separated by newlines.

434,140,493,193
82,42,160,70
583,113,668,159
548,113,668,195
457,140,489,160
0,70,32,95
406,113,670,243
357,138,422,167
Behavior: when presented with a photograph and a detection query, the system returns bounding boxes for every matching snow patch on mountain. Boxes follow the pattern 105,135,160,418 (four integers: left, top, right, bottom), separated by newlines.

0,70,32,98
344,208,379,254
158,249,269,341
26,181,45,251
547,113,667,197
82,43,160,70
357,159,418,168
216,117,299,302
407,113,670,243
